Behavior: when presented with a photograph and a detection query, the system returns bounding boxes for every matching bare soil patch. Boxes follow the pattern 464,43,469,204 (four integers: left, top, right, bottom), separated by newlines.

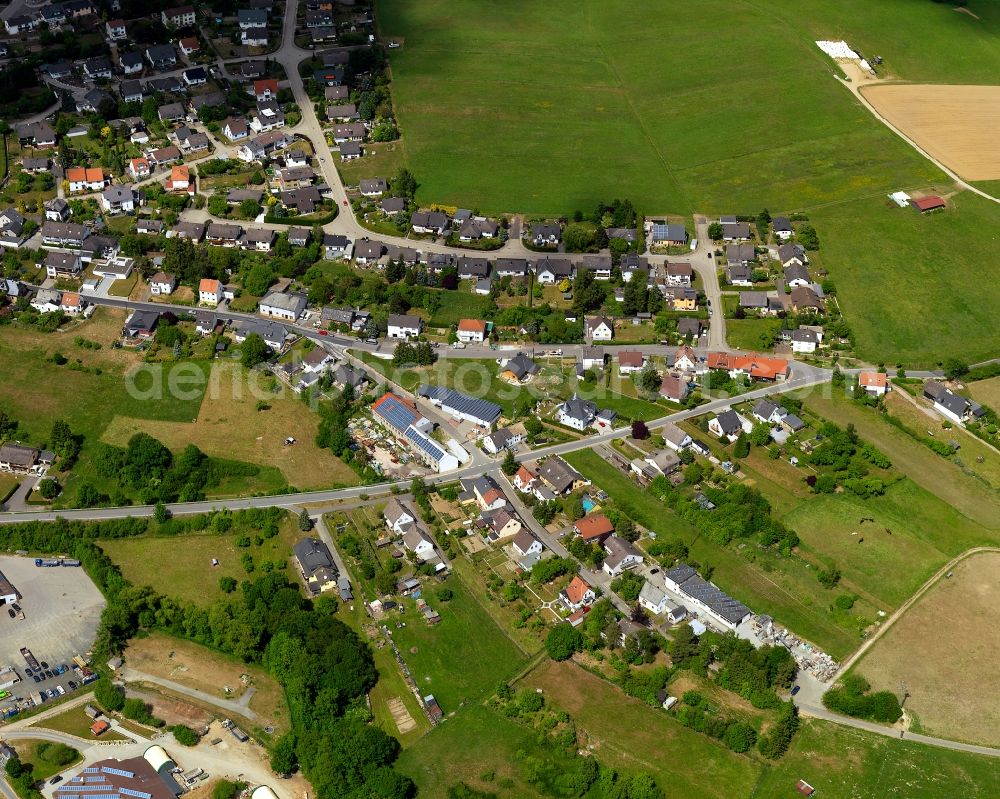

856,551,1000,745
387,696,417,735
862,84,1000,180
128,686,214,728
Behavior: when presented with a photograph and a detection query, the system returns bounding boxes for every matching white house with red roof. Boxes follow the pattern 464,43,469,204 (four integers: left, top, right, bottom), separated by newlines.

858,371,889,397
456,318,487,344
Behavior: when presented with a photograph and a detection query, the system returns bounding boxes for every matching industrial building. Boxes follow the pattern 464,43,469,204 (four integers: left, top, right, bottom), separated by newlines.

663,563,751,630
54,751,182,799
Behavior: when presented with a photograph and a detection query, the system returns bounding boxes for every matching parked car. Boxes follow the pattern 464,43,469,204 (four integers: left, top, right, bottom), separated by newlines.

791,685,801,696
44,670,53,678
31,675,40,683
50,777,62,785
6,608,13,618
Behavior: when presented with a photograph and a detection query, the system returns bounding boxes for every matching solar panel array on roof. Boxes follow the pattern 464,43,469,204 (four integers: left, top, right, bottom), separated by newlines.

102,769,135,779
676,573,750,625
374,394,418,432
405,426,446,462
417,385,501,426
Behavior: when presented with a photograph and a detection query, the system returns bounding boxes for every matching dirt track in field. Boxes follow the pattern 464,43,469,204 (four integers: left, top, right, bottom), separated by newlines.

856,551,1000,746
861,84,1000,180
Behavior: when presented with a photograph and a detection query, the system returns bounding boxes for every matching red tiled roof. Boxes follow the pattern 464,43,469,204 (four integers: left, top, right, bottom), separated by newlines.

564,575,592,605
574,513,614,542
457,318,487,334
706,352,789,380
858,371,888,388
618,350,644,367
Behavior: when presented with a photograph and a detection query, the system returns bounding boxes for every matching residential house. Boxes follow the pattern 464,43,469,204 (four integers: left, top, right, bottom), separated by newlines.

456,318,488,344
205,222,242,247
241,228,275,252
482,423,526,455
59,291,83,315
789,327,822,354
324,234,354,260
353,238,384,264
721,219,751,241
387,314,422,339
772,217,794,241
617,350,645,375
199,278,223,306
659,375,690,404
513,465,537,493
585,316,613,341
0,445,52,476
165,165,192,193
665,262,694,286
222,117,250,141
777,243,807,267
789,285,824,313
0,208,26,248
360,178,387,197
650,222,687,246
511,530,543,559
709,410,745,441
182,67,207,86
32,288,63,313
500,352,540,384
125,308,160,339
150,146,183,165
484,508,522,541
858,370,889,396
339,142,362,160
293,538,338,595
411,210,450,235
534,257,574,284
560,575,596,612
661,421,692,451
639,581,669,615
677,317,705,341
752,399,787,425
326,103,358,121
67,167,106,193
383,497,416,534
558,394,598,431
537,456,587,496
602,536,643,577
128,157,151,180
706,352,790,381
784,264,810,288
179,36,200,55
673,345,698,372
146,44,177,70
403,527,439,563
664,562,751,630
162,5,197,26
41,221,89,249
574,513,613,544
137,219,165,236
259,290,306,320
923,380,985,425
495,258,529,278
100,185,138,215
149,272,176,295
532,222,561,246
120,51,144,74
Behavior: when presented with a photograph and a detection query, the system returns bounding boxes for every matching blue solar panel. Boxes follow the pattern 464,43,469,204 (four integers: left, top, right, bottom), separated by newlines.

405,427,446,461
101,769,135,779
120,789,151,798
375,395,417,432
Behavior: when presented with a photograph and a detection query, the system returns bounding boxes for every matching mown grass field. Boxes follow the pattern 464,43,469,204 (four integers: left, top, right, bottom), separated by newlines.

808,192,1000,365
99,514,301,606
853,551,1000,747
377,0,943,216
34,704,129,741
519,660,761,799
968,376,1000,410
755,717,1000,798
388,574,528,713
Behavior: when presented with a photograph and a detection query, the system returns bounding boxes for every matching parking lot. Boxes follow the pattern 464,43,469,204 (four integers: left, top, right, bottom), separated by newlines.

0,556,106,706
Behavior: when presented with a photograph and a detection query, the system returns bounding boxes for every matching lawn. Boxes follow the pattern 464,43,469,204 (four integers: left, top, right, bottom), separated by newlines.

336,140,409,187
123,631,290,734
99,362,359,491
968,376,1000,410
377,0,943,216
754,717,1000,799
387,573,528,713
33,704,129,741
852,551,1000,747
798,389,1000,531
518,660,762,799
725,318,780,352
98,513,301,606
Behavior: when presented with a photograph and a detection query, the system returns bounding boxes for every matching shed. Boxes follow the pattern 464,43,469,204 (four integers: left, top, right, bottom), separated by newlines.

912,195,945,213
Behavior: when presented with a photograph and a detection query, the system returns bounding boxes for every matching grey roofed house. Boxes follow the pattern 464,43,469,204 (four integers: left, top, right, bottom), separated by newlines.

243,227,276,246
192,91,227,110
102,185,134,203
146,76,183,94
171,220,205,240
457,256,490,277
661,421,690,449
532,222,561,242
424,251,455,269
561,394,597,425
360,178,387,195
120,80,143,100
125,308,161,335
260,290,306,316
606,227,637,242
739,291,769,309
647,449,681,474
582,253,612,272
789,285,824,310
385,244,418,264
772,216,793,234
485,428,514,451
137,218,165,235
534,257,574,278
777,242,807,265
333,364,367,389
322,307,354,324
791,328,820,345
753,398,782,421
726,243,756,265
227,188,264,203
603,535,643,572
120,51,144,71
651,222,687,243
287,227,310,245
411,210,450,231
677,318,704,338
293,537,336,576
722,221,751,239
158,102,186,122
380,197,407,214
782,414,806,432
238,8,268,26
207,222,243,241
240,61,266,79
713,410,742,436
502,352,540,381
495,258,528,276
639,580,666,609
538,456,584,495
280,187,322,212
339,141,362,158
326,103,358,119
236,318,288,349
784,263,809,284
146,43,177,67
354,239,385,260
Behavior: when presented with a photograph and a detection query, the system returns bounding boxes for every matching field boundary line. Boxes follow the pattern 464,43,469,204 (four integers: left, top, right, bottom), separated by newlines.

837,546,1000,678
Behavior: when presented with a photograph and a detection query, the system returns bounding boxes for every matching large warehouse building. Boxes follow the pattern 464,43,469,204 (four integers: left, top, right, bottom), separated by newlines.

54,754,182,799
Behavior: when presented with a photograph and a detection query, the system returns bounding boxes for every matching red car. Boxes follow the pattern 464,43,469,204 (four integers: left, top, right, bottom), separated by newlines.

318,330,328,336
